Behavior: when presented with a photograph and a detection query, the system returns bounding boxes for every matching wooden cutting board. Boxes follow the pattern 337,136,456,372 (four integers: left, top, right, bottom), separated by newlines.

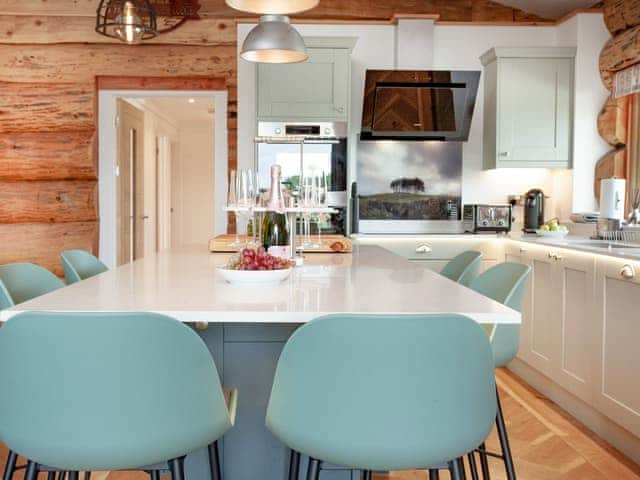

208,234,352,253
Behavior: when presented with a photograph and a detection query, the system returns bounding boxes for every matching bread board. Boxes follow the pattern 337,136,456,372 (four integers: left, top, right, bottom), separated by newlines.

208,234,352,254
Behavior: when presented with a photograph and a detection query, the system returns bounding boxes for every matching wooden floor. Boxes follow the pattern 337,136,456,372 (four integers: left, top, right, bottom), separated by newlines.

0,369,638,480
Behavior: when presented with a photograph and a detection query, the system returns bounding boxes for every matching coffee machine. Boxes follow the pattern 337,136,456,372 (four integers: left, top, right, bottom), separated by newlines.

523,189,545,233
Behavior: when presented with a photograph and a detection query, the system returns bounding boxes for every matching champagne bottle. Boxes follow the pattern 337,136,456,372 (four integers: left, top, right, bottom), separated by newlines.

261,165,290,258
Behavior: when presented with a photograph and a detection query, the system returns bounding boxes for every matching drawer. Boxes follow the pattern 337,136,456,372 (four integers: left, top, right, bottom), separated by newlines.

356,237,499,261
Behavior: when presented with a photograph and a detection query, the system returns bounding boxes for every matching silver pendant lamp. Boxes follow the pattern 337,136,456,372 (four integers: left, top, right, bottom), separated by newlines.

226,0,319,14
240,15,308,64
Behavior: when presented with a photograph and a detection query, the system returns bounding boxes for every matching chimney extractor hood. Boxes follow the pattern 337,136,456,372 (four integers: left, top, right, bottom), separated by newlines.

360,70,480,141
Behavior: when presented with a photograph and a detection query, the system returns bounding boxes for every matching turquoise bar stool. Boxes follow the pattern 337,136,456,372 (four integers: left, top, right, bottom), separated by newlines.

266,313,497,480
0,312,237,480
0,263,65,310
440,250,483,286
469,262,531,480
61,250,109,285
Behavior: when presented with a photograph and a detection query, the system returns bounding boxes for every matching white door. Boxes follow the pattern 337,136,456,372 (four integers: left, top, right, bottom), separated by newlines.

594,257,640,437
156,136,172,251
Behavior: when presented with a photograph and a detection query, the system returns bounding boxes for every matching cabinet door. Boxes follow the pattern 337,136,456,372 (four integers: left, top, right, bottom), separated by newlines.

594,258,640,437
498,58,572,167
517,248,556,377
552,251,596,402
258,48,349,120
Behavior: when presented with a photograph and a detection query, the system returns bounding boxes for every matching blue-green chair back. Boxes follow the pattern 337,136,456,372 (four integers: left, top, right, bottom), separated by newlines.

0,312,233,471
0,263,65,310
266,314,497,471
61,250,109,284
469,262,531,367
440,251,483,286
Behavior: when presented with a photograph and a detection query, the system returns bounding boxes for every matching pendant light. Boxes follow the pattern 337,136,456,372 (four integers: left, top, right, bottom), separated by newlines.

225,0,319,14
96,0,158,44
241,15,308,64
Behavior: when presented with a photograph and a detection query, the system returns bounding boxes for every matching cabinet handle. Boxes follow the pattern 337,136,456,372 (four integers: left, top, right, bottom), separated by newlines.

555,254,563,261
415,244,432,254
519,247,527,253
548,252,555,259
500,152,510,157
334,106,345,113
620,264,635,280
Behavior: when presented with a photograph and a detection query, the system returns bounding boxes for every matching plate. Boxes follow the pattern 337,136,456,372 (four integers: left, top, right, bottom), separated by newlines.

217,267,293,285
535,229,569,238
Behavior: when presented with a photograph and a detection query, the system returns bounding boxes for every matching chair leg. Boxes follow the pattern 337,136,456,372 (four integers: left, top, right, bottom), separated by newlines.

2,451,18,480
478,443,490,480
448,459,463,480
287,450,300,480
68,472,79,480
495,388,516,480
24,462,39,480
428,469,440,480
207,441,222,480
467,452,479,480
83,472,91,480
168,458,186,480
47,472,56,480
361,471,372,480
306,458,320,480
149,471,160,480
58,472,67,480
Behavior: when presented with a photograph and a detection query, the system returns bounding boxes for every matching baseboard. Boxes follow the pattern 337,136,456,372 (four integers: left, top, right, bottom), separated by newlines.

508,358,640,465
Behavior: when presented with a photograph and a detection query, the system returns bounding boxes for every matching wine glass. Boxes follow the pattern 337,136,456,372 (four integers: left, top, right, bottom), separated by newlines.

230,169,256,249
309,172,327,249
299,174,315,250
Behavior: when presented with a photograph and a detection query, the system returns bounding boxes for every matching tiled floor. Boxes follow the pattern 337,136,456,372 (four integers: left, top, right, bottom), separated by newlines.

0,369,638,480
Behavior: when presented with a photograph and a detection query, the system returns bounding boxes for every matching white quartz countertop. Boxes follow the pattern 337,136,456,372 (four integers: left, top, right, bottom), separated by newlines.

0,245,520,325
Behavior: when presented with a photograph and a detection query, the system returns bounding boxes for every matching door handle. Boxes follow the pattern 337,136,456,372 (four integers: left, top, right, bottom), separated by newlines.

415,244,432,254
620,264,635,280
141,215,150,220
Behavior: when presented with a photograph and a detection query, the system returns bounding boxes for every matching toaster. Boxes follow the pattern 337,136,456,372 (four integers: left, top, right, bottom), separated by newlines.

463,204,512,233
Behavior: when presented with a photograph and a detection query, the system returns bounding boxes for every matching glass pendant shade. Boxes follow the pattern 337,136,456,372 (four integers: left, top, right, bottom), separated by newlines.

96,0,158,44
226,0,319,14
241,15,307,64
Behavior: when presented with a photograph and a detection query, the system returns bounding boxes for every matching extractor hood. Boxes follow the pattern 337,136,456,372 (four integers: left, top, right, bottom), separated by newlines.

360,70,480,141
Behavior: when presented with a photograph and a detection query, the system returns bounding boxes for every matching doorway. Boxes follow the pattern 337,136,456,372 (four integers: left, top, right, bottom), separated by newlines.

98,79,228,268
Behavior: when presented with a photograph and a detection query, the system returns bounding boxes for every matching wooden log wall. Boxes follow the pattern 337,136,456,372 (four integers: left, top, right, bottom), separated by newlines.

0,1,548,276
596,0,640,202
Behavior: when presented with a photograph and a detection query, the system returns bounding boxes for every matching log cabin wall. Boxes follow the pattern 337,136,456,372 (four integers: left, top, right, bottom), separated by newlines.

0,0,548,276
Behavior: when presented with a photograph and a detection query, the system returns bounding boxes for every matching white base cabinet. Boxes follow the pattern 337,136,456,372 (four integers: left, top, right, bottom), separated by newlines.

507,241,640,439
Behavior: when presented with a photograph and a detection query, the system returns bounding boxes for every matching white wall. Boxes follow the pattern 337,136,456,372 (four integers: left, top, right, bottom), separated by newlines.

238,13,610,223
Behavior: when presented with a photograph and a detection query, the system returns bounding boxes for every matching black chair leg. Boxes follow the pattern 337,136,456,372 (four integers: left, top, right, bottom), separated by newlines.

24,462,39,480
287,450,300,480
428,469,440,480
47,472,56,480
168,458,186,480
306,458,320,480
149,471,160,480
478,443,491,480
68,472,79,480
58,472,67,480
207,441,222,480
361,471,372,480
495,388,516,480
83,472,91,480
468,452,480,480
2,451,18,480
449,459,464,480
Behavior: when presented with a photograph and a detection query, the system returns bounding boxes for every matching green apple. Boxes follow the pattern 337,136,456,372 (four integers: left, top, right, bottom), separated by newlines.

549,223,559,231
548,219,559,228
558,225,568,232
539,224,550,231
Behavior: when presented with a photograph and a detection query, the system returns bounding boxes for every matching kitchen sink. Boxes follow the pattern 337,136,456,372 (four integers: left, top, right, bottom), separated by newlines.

569,240,640,250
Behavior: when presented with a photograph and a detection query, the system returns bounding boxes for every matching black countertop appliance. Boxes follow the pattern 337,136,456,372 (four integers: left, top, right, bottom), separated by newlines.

523,188,545,233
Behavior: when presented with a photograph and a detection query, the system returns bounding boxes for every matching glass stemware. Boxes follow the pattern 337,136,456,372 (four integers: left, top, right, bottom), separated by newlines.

229,169,257,249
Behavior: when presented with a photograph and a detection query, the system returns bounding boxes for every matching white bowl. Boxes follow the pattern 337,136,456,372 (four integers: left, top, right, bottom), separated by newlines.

217,267,293,285
536,229,569,238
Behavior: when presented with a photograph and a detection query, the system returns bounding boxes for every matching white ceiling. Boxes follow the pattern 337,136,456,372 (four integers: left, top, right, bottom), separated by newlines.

142,97,215,126
496,0,599,19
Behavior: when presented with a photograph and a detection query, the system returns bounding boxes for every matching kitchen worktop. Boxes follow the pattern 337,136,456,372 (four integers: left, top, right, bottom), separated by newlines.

0,245,519,325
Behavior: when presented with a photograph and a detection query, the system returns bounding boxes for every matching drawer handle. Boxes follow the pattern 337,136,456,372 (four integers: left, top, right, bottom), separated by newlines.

620,264,635,280
415,244,432,254
548,252,555,259
555,254,563,261
519,247,527,253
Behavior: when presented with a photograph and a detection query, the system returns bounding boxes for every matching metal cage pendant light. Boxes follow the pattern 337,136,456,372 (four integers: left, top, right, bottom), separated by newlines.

241,15,308,64
225,0,319,14
96,0,158,44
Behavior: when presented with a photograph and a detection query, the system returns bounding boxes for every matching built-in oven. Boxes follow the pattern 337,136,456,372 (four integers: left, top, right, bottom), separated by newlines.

255,122,348,235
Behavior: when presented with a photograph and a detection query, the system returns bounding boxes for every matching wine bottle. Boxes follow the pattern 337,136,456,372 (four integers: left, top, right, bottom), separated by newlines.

261,165,290,259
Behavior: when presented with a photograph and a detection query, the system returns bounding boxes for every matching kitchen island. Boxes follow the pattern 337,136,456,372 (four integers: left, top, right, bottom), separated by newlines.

1,245,519,480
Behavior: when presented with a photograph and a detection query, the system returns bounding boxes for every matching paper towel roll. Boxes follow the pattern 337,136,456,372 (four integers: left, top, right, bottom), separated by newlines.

600,178,626,220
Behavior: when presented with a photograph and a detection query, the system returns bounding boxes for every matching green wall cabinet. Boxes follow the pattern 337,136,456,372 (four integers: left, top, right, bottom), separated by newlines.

258,47,351,121
481,47,576,169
